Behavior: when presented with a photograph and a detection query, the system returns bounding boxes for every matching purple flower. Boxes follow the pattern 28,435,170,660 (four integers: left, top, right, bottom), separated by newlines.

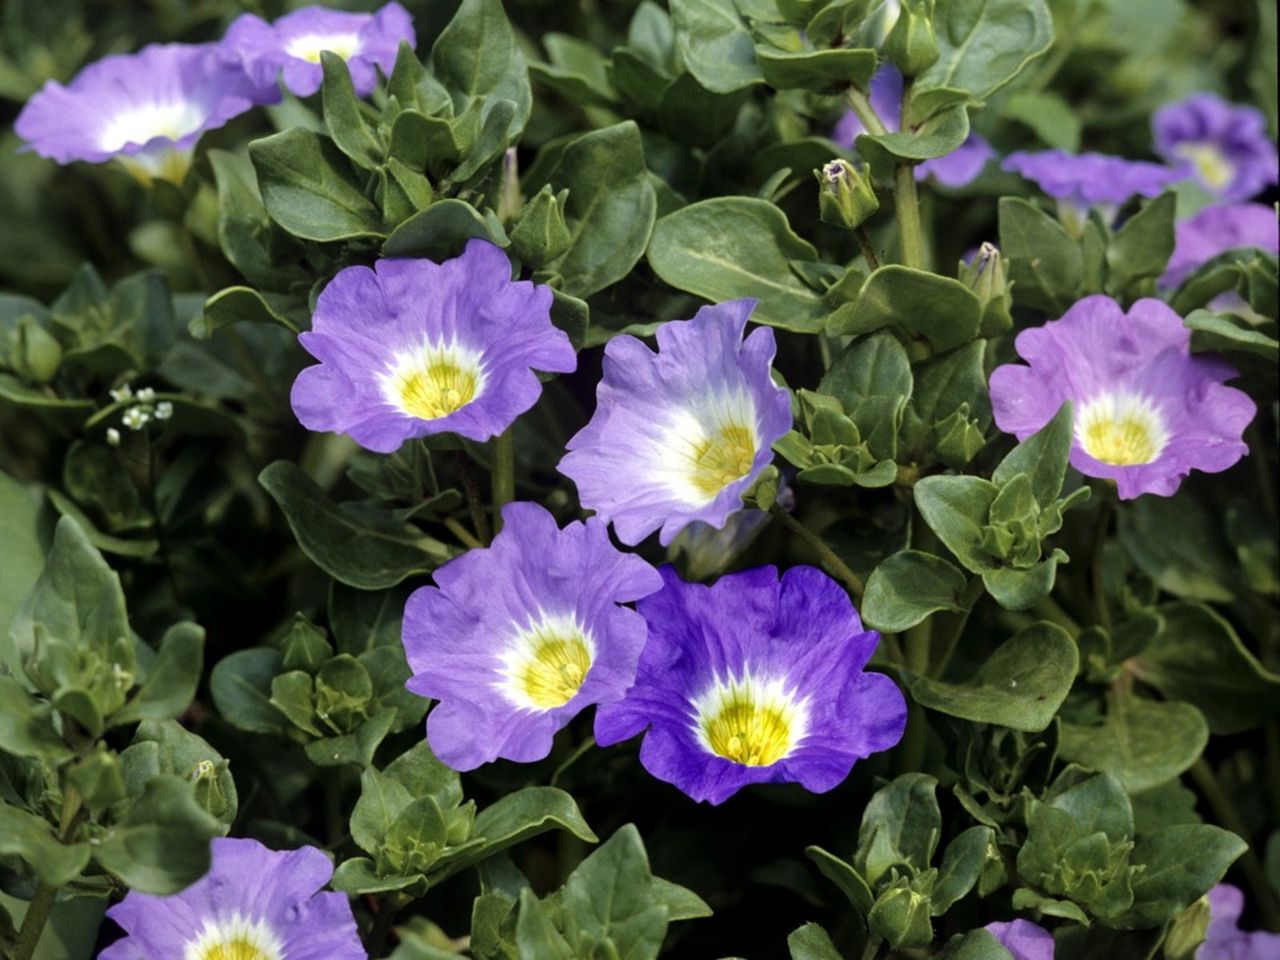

1153,94,1279,202
1162,202,1280,289
833,65,995,189
224,2,415,98
291,239,576,453
1198,884,1280,960
402,501,662,771
99,837,364,960
1002,150,1180,211
14,44,267,183
557,300,791,547
989,295,1255,499
985,919,1055,960
594,565,906,805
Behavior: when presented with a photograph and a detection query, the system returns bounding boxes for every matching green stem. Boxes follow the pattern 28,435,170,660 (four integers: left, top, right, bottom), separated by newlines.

1190,757,1280,931
1031,596,1082,638
768,504,864,599
855,227,881,271
443,516,483,550
845,88,888,137
367,891,411,957
859,933,884,960
930,576,985,679
491,429,515,532
893,162,925,269
456,453,491,546
12,788,83,960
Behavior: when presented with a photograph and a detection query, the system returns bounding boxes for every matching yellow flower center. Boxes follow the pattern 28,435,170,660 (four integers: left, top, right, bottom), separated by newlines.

1175,142,1236,192
694,674,806,767
197,940,274,960
285,33,362,63
688,423,756,498
184,915,282,960
384,342,484,421
1076,393,1168,466
499,615,595,710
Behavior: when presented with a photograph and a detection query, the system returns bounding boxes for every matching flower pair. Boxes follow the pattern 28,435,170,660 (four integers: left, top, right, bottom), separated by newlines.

16,4,412,182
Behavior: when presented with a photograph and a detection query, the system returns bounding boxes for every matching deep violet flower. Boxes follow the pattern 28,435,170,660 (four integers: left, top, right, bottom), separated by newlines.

988,295,1256,499
1001,150,1181,213
99,837,365,960
557,299,791,547
1162,202,1280,289
291,239,576,453
402,501,662,771
14,44,268,183
594,565,906,805
1198,884,1280,960
224,2,415,98
985,919,1055,960
833,64,996,188
1153,93,1279,202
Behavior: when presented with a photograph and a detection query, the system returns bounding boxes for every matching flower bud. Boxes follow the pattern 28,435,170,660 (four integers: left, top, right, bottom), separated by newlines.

960,242,1014,336
885,0,939,78
1164,896,1211,960
868,880,934,949
10,314,62,384
817,159,879,230
510,184,573,267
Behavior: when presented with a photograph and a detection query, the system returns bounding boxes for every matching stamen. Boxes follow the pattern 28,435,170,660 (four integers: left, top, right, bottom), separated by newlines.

693,673,807,767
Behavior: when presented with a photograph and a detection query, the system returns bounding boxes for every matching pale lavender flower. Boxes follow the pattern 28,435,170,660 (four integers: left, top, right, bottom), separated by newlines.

1153,94,1279,202
1002,150,1181,215
1162,202,1279,289
985,919,1055,960
1198,884,1280,960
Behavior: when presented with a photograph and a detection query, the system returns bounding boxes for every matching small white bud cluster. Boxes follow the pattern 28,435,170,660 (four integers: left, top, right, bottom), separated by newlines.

110,382,175,432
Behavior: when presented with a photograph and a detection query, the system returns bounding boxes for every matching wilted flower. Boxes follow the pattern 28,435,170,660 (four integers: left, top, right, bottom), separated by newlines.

15,44,268,183
1198,884,1280,960
1161,202,1280,289
291,239,576,453
402,502,662,771
99,837,365,960
1002,150,1180,218
833,65,996,188
984,919,1055,960
989,295,1255,499
595,565,906,804
1153,94,1279,202
557,299,791,546
224,2,415,98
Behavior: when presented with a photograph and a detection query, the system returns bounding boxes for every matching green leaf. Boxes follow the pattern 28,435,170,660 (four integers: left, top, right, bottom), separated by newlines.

119,720,239,826
647,197,828,332
819,332,914,410
909,622,1076,731
515,888,574,959
384,741,464,811
829,265,982,352
259,460,454,590
806,845,875,916
559,824,668,959
95,775,221,894
352,766,415,857
331,857,422,895
933,826,996,913
855,774,941,883
918,0,1054,101
209,647,289,734
1185,309,1279,362
0,800,91,887
304,707,397,768
982,552,1069,611
0,469,47,672
207,149,305,290
670,0,762,93
0,675,73,762
1105,192,1177,299
863,551,968,632
1130,602,1280,734
756,46,877,93
249,129,384,242
1001,91,1082,151
1118,495,1234,602
857,104,972,165
991,403,1074,507
914,475,1001,573
1059,696,1209,792
109,622,204,727
650,877,712,921
787,922,843,960
937,930,1017,959
196,287,301,339
320,51,382,169
383,198,509,260
1120,825,1247,928
998,197,1082,315
429,0,532,137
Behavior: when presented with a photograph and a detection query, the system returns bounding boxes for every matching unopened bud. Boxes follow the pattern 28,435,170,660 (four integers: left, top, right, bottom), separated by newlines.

1164,896,1211,960
817,159,879,230
11,315,62,384
885,0,939,78
510,184,573,267
960,243,1014,336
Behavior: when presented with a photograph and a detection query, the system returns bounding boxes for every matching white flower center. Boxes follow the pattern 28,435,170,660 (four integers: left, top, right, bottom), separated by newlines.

692,671,808,767
382,340,486,421
184,913,283,960
1076,392,1169,466
497,613,595,710
656,390,760,505
1175,142,1236,192
285,32,363,64
99,101,206,152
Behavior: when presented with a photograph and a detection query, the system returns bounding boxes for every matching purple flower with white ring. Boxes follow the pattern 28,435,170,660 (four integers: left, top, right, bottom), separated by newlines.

989,295,1256,499
14,44,268,183
1162,202,1279,289
224,2,415,98
833,65,996,189
1198,884,1280,960
985,919,1055,960
1002,150,1181,215
402,501,663,771
290,239,576,453
99,837,365,960
594,565,906,805
1153,94,1279,202
557,299,791,547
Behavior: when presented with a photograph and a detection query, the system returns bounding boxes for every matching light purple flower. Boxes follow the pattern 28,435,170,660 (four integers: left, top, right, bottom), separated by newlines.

291,239,576,453
1198,884,1280,960
594,565,906,805
557,300,791,547
99,837,364,960
989,295,1255,499
14,44,267,183
1153,94,1279,202
224,2,414,98
402,501,662,771
1162,202,1280,289
1002,150,1181,211
985,919,1055,960
833,65,995,188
